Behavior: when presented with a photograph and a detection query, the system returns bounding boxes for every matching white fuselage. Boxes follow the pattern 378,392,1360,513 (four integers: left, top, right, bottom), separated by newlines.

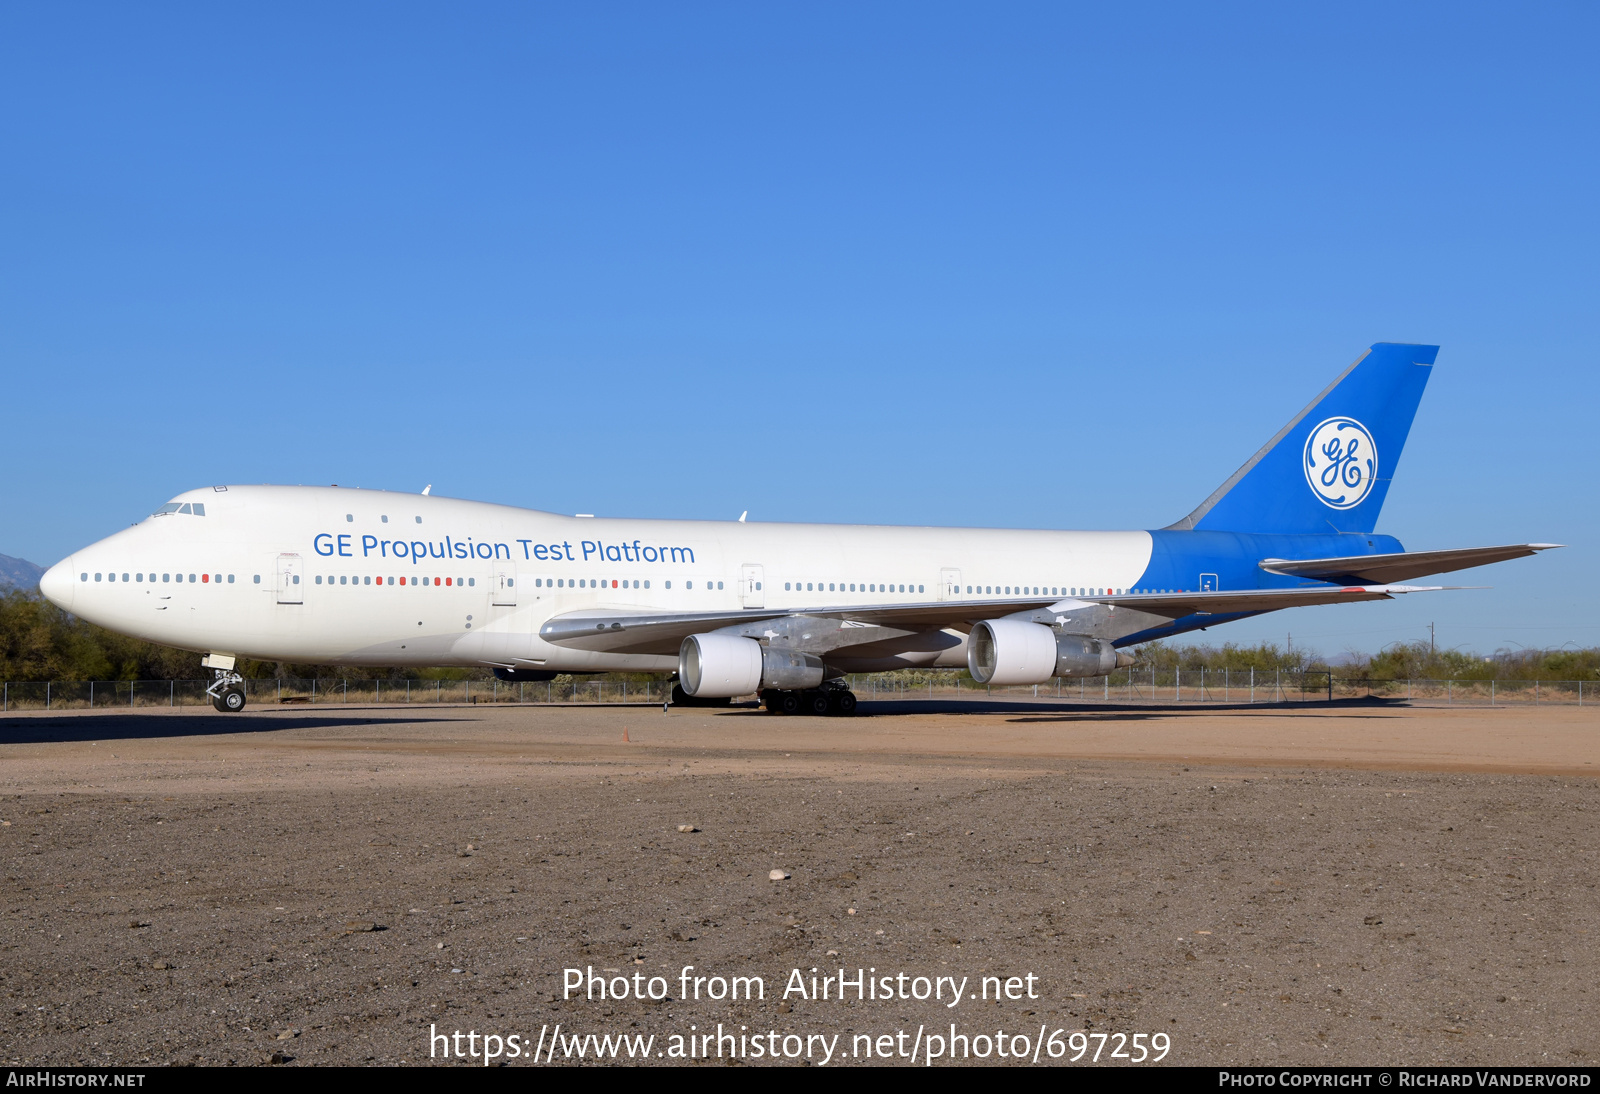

41,486,1155,672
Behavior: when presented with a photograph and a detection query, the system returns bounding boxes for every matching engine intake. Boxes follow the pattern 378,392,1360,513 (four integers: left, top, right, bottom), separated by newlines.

679,635,827,697
967,620,1129,685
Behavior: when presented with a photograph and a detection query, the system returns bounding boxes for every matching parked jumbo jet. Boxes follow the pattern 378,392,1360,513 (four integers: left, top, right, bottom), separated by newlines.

40,343,1557,715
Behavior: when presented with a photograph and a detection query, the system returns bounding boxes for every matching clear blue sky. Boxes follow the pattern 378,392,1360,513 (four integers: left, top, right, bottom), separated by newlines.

3,3,1595,658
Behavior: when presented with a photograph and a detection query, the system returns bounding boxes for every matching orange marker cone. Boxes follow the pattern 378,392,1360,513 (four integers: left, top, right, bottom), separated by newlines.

622,728,630,742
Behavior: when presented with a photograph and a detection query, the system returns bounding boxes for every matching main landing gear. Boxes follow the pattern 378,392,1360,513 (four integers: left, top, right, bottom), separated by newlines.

760,686,857,716
206,670,246,713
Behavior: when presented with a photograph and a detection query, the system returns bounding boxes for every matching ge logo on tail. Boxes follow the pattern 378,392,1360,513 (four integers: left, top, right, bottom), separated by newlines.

1304,417,1377,509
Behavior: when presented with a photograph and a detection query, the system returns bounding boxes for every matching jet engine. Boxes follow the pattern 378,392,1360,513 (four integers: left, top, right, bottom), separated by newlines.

679,635,828,697
967,620,1130,685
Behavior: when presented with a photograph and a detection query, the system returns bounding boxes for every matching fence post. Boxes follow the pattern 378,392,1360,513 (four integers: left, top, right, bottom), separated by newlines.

1491,680,1494,707
3,682,5,712
1535,680,1539,703
1448,680,1452,705
47,682,50,710
171,680,175,707
1275,668,1280,702
1249,667,1254,704
90,681,95,708
1176,668,1181,703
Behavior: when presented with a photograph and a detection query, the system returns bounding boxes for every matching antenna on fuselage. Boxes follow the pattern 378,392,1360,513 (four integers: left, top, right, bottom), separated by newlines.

422,485,432,496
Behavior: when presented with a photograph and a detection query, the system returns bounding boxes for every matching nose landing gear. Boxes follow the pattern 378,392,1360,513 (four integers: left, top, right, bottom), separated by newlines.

206,669,246,713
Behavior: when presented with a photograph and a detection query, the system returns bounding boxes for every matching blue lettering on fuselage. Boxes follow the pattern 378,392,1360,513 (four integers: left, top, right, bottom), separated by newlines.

311,533,695,565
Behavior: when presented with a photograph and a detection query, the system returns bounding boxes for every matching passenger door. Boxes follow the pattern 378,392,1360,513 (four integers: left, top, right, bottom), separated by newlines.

1199,573,1218,592
940,568,962,601
276,553,303,604
741,564,765,608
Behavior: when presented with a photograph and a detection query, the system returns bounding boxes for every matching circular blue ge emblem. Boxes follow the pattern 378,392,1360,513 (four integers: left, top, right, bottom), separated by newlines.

1303,417,1378,509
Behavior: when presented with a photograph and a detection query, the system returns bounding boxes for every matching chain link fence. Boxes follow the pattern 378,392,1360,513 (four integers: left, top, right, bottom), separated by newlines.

0,671,1592,711
846,669,1592,707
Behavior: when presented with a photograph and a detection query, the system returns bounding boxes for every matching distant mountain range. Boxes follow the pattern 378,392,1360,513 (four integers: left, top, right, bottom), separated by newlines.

0,554,45,591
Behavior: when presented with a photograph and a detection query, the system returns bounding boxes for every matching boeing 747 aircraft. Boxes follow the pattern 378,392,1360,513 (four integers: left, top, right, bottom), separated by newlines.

39,343,1558,714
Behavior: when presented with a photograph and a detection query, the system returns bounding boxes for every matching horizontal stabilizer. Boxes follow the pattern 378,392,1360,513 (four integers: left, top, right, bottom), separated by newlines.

1259,543,1562,585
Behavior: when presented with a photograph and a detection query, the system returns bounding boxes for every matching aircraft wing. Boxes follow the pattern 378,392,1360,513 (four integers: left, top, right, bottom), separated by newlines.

535,584,1448,655
1082,583,1448,620
538,595,1064,654
1258,543,1562,585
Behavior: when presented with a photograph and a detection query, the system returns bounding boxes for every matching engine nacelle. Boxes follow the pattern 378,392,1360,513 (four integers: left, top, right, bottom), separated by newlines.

968,620,1130,685
680,634,827,696
679,634,763,697
1051,633,1126,678
759,646,826,691
967,619,1059,685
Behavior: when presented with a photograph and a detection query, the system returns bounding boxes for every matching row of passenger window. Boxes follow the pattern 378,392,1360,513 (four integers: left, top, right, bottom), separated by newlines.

85,572,230,583
528,579,727,590
964,586,1118,596
312,575,477,587
787,582,927,594
535,578,649,589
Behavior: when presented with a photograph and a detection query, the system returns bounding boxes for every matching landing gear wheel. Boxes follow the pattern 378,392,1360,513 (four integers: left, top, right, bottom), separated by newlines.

213,687,246,713
760,689,783,714
829,690,857,716
777,691,801,716
802,690,831,716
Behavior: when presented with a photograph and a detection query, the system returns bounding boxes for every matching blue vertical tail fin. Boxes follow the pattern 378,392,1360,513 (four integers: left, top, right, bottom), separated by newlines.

1165,343,1436,535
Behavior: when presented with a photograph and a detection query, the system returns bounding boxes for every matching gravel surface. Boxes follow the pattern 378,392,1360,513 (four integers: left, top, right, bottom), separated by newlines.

2,700,1596,1066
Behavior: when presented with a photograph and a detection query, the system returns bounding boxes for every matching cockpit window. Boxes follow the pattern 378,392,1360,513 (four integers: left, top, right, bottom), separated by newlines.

151,501,206,517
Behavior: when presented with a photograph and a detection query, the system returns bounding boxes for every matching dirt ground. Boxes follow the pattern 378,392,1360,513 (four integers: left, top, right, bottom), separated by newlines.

2,697,1597,1067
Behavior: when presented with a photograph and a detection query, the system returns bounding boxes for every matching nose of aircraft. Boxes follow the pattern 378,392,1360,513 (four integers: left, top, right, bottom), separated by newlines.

39,558,74,611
